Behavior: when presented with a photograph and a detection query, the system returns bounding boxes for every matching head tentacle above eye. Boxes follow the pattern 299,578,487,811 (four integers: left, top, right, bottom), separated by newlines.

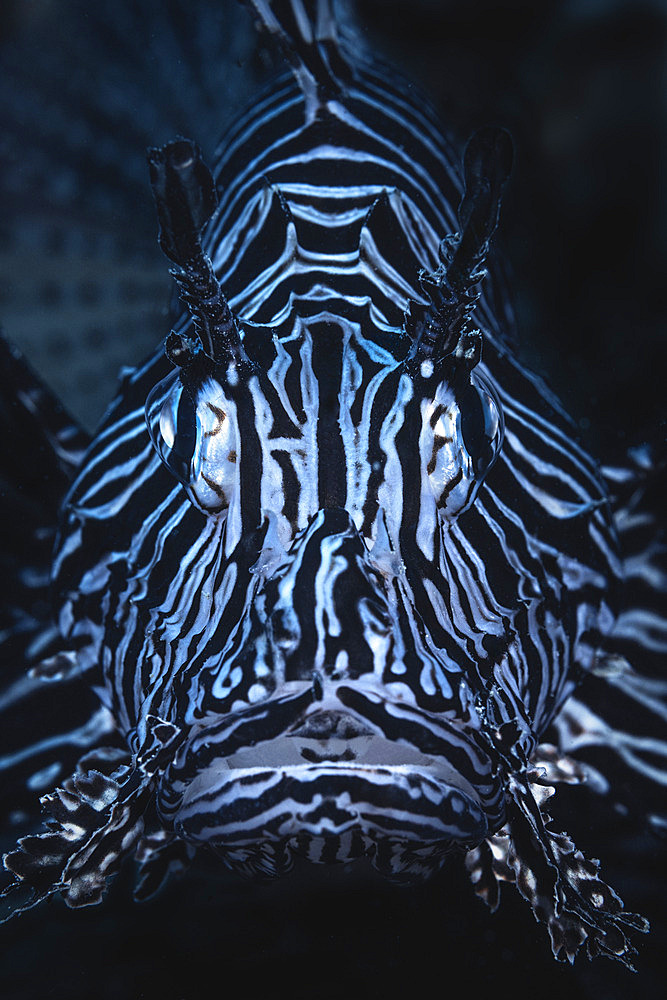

147,137,252,373
395,128,511,519
404,126,514,370
145,138,257,512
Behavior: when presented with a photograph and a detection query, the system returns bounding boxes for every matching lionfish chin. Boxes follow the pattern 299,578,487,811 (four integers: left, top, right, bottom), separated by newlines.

0,0,665,971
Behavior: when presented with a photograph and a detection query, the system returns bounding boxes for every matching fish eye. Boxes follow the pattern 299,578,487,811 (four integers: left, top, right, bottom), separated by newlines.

146,375,201,484
422,369,503,517
146,374,236,513
460,370,503,478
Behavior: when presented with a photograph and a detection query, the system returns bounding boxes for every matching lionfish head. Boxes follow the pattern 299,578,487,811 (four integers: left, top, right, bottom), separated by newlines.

142,132,510,879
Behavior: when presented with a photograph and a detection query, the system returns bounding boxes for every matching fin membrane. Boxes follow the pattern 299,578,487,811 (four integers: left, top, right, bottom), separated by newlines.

552,446,667,832
466,749,649,969
0,338,115,837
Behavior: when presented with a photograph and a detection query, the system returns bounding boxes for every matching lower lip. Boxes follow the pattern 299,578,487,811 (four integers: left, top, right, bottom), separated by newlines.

169,753,488,850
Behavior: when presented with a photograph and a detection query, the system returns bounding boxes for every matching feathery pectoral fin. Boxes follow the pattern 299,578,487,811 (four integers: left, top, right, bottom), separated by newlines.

0,336,115,835
466,751,649,969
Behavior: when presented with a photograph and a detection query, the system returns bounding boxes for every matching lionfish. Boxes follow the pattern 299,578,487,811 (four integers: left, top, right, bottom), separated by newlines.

0,0,665,969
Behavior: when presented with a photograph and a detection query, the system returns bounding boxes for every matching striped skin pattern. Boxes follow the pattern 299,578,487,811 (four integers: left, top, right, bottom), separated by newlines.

1,0,665,969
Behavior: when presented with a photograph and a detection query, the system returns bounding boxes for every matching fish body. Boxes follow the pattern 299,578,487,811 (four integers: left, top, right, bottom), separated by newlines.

0,0,665,969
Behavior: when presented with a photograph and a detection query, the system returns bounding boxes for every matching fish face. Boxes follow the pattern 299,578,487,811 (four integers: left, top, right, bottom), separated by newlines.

144,321,506,876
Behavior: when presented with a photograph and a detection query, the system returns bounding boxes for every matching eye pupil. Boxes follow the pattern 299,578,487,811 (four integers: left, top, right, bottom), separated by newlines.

176,393,198,464
460,386,485,465
460,382,501,477
156,388,198,484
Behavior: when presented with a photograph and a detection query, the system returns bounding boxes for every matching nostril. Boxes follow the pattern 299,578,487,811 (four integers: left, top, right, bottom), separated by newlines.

358,595,392,634
270,607,300,652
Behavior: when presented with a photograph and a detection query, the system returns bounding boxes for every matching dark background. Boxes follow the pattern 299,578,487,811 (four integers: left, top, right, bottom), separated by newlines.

0,1,665,998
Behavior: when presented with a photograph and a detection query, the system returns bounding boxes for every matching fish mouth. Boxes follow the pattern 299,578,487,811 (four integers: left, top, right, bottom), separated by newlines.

158,684,502,875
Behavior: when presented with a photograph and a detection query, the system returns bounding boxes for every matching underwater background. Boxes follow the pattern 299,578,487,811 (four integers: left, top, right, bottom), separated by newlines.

0,1,665,997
